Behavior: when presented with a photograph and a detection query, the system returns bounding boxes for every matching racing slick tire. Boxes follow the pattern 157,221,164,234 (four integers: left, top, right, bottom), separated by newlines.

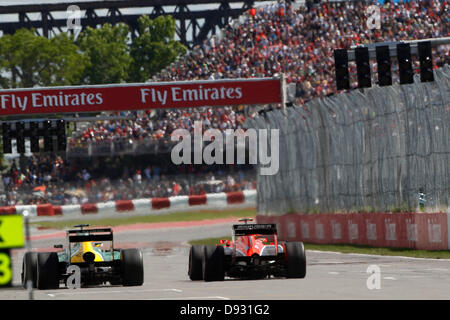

285,242,306,279
202,245,225,282
188,245,204,280
36,252,60,289
21,252,38,288
121,248,144,286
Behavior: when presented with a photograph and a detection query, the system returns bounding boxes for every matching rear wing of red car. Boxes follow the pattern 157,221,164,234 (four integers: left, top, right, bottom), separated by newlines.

67,228,114,243
233,224,277,236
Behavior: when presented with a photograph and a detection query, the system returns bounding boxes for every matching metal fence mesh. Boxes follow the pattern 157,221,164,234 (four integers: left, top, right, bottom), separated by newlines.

247,65,450,216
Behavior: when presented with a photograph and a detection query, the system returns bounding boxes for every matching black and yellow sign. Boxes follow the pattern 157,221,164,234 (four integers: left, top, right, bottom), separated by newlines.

0,215,24,287
0,249,12,287
0,214,24,249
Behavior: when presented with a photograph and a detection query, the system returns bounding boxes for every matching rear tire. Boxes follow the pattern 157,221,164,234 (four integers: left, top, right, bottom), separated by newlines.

36,252,60,290
202,245,224,282
22,252,38,288
285,242,306,278
188,245,204,280
121,248,144,286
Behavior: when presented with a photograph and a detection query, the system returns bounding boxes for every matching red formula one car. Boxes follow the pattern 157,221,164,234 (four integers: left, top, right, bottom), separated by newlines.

188,218,306,281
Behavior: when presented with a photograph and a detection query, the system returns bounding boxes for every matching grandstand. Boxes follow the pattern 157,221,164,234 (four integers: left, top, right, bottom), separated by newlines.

1,0,448,206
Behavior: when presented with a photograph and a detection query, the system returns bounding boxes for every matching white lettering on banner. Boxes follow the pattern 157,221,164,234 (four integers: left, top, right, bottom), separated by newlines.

171,87,181,101
141,88,168,105
331,221,341,240
32,93,42,107
349,220,358,241
141,86,243,106
0,95,9,109
43,95,58,107
24,92,103,110
385,220,396,241
406,219,417,241
366,220,377,241
301,222,310,239
315,222,324,240
287,221,296,239
17,96,27,110
0,94,27,111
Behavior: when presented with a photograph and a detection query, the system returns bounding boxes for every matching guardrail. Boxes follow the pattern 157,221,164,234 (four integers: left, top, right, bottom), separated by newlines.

258,209,450,250
0,190,257,219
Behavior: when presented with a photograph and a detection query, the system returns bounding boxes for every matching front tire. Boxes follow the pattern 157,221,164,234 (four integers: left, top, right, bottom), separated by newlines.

121,248,144,286
36,252,60,289
22,252,38,288
285,242,306,278
202,245,224,282
188,245,204,280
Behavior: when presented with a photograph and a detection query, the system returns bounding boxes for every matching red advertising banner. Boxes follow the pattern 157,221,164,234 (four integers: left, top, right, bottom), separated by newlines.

0,78,281,116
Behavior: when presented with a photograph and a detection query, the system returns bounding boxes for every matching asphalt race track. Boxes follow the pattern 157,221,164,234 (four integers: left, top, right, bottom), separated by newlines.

2,220,450,300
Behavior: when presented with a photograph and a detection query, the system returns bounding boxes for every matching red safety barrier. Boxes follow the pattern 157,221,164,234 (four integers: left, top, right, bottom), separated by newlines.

151,197,170,210
36,204,55,216
257,211,449,250
415,213,448,250
81,203,98,214
53,206,63,216
115,200,134,212
226,192,245,204
329,213,351,244
0,206,16,215
0,190,256,217
188,194,207,206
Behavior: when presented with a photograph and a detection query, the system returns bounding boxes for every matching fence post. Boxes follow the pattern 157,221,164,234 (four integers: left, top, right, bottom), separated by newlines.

280,73,287,113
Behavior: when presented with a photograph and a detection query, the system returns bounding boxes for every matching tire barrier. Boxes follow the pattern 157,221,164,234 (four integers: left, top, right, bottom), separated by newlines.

1,190,257,218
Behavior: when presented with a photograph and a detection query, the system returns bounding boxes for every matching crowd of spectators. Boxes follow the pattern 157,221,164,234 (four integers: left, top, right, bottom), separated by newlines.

157,0,448,104
70,0,449,147
0,155,256,206
69,107,248,148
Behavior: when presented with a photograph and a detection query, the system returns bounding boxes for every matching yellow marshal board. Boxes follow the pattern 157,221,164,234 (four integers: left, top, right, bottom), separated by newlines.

0,250,12,286
0,215,24,249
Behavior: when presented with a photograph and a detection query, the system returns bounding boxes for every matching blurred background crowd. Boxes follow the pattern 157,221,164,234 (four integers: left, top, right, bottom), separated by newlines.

0,154,255,205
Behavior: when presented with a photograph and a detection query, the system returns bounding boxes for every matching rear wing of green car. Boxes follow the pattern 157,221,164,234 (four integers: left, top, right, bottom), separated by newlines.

67,228,114,243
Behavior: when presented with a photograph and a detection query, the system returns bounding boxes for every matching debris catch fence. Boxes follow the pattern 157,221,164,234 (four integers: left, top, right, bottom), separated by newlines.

247,65,450,215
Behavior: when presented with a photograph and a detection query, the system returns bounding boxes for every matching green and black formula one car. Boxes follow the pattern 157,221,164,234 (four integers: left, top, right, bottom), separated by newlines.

21,224,144,289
